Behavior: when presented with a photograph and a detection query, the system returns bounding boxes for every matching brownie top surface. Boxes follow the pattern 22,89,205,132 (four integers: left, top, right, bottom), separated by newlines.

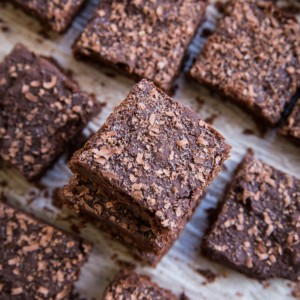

12,0,85,32
70,79,230,230
204,151,300,281
190,0,300,125
0,43,96,180
103,270,176,300
0,201,91,299
281,98,300,141
74,0,207,92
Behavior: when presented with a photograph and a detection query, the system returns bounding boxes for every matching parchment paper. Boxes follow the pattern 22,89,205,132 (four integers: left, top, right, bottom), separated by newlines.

0,1,299,299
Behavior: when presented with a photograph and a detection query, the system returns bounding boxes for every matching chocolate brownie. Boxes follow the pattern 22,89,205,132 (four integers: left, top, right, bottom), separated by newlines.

102,270,176,300
0,200,91,299
62,79,230,264
10,0,86,33
73,0,207,93
190,0,300,125
0,44,100,181
202,150,300,281
281,98,300,145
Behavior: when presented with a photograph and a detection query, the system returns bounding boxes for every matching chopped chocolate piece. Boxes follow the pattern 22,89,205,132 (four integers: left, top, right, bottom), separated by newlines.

102,270,176,300
190,0,300,125
0,200,91,299
202,150,300,281
196,268,217,284
281,98,300,145
0,44,100,181
73,0,207,93
62,79,230,264
10,0,86,33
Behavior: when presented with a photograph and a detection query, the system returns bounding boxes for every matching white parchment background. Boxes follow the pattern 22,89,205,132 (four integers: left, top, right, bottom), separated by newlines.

0,1,299,299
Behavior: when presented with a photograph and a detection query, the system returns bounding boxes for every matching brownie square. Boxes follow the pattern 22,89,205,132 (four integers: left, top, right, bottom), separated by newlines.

11,0,86,33
73,0,207,93
62,79,230,264
102,270,176,300
202,150,300,281
190,0,300,125
0,200,91,299
0,44,100,181
281,98,300,145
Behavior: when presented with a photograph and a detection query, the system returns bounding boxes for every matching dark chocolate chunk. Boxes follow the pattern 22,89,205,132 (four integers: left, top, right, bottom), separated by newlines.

190,0,300,125
0,44,100,181
102,270,176,300
73,0,207,93
202,150,300,281
61,79,230,264
10,0,86,33
281,98,300,145
0,200,91,299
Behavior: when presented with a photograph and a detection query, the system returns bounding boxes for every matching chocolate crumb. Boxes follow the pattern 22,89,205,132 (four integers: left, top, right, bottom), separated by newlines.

243,129,255,135
291,282,300,299
1,25,10,33
204,114,219,125
201,28,213,38
196,268,217,284
104,72,116,78
180,292,190,300
116,260,136,271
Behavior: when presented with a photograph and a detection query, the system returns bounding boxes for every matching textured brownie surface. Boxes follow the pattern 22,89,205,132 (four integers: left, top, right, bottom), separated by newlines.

190,0,300,125
0,201,91,300
73,0,207,92
0,44,98,180
202,150,300,281
69,79,231,232
102,270,176,300
11,0,86,33
281,98,300,145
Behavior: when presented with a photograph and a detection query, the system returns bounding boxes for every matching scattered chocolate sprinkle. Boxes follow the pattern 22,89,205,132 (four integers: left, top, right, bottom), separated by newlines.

201,28,213,38
196,268,217,284
204,113,219,125
180,292,190,300
1,25,10,33
243,129,255,136
104,72,116,78
116,260,135,271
